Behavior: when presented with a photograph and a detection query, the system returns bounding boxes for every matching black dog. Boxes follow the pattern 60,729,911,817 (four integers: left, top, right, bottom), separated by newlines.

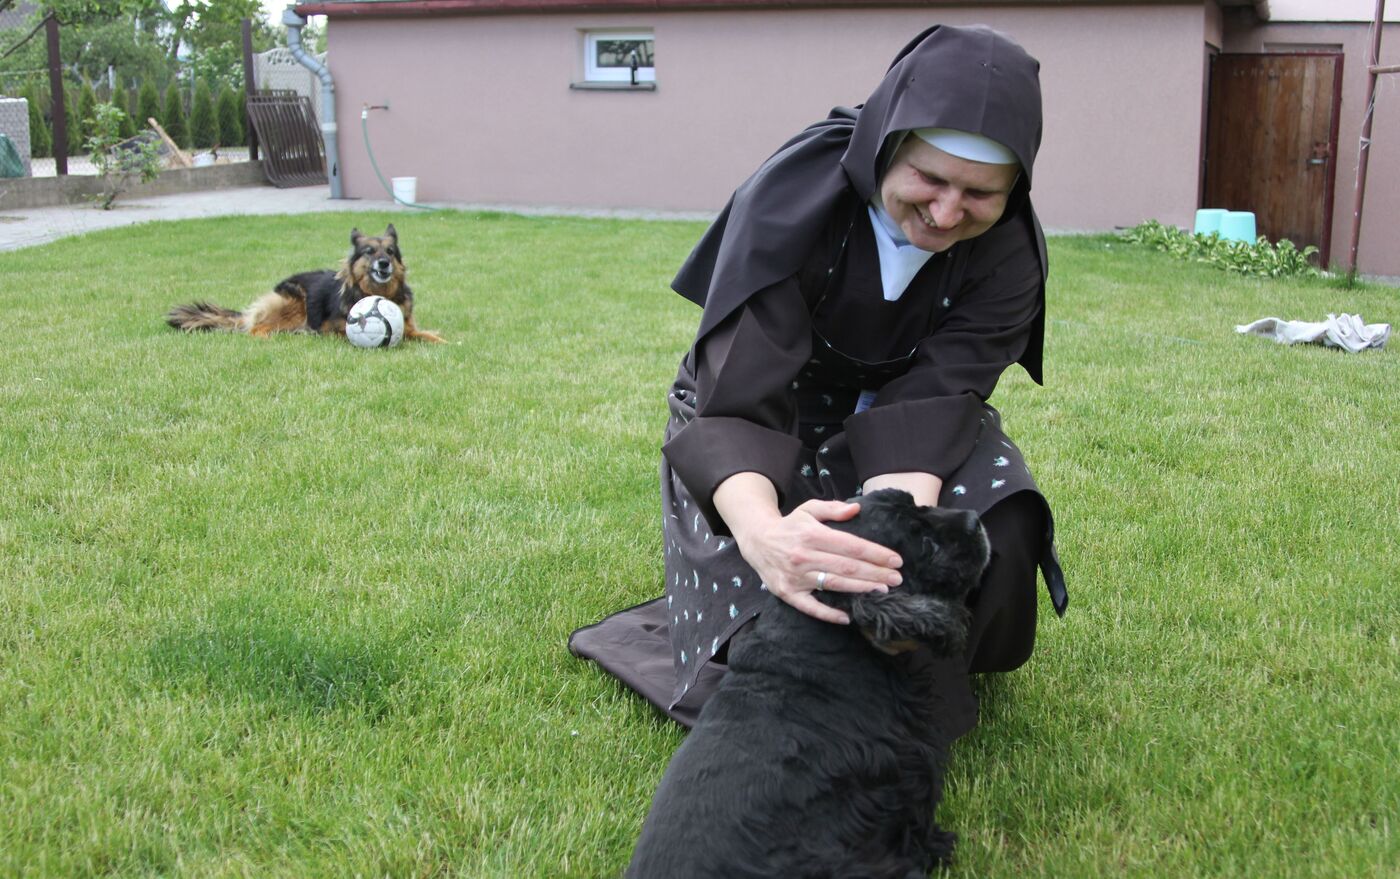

627,489,991,879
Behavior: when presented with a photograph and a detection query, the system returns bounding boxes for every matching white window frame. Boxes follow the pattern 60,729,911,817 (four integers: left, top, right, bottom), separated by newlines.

583,31,656,84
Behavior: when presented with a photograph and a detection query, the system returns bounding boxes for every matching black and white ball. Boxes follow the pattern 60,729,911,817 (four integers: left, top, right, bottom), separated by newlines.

345,295,405,348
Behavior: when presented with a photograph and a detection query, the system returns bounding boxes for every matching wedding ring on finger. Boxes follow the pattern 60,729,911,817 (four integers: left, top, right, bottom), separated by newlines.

815,571,828,591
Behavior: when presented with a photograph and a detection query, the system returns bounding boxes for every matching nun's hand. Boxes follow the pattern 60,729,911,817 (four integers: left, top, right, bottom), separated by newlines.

713,473,904,624
733,499,904,626
728,512,901,635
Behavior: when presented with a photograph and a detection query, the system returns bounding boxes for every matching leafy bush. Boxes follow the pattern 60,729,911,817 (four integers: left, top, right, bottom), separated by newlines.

64,88,82,157
85,102,162,210
78,81,98,145
116,89,137,140
190,81,217,149
162,83,189,148
22,83,50,158
216,87,242,148
1118,220,1321,279
236,87,248,146
137,81,162,132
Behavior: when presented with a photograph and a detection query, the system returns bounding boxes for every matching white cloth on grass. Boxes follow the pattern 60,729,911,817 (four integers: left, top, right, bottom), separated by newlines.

1234,313,1390,353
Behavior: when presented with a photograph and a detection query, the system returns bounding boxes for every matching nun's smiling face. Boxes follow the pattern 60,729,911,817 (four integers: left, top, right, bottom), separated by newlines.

879,135,1020,252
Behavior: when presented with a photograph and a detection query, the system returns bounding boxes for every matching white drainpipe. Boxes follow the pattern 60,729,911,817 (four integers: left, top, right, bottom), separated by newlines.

282,7,343,198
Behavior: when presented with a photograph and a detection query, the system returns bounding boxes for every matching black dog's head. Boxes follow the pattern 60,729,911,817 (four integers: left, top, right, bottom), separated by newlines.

823,489,991,657
341,225,406,299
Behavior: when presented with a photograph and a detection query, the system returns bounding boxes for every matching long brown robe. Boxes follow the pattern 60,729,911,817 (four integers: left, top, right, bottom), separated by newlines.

571,24,1066,724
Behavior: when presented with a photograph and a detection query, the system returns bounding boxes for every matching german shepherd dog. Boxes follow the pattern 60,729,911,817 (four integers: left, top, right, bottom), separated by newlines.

166,225,444,343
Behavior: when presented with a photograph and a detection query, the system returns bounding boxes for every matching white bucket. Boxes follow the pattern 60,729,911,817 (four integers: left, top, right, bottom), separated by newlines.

391,176,417,204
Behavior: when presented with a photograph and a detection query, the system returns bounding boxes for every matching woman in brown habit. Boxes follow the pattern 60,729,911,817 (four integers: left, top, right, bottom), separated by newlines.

572,24,1068,736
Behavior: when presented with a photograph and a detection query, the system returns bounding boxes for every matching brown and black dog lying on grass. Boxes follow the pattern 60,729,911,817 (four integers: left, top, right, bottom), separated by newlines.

166,225,444,343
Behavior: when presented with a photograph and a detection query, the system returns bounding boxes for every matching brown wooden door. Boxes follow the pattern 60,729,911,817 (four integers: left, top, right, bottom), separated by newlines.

1203,53,1342,264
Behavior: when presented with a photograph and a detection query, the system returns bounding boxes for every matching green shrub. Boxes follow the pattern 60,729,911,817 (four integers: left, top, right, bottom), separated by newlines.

161,83,189,148
78,81,98,145
216,87,242,148
116,89,137,139
236,87,249,146
23,83,51,158
84,102,161,209
64,87,83,156
190,81,217,149
136,81,162,132
1118,219,1321,279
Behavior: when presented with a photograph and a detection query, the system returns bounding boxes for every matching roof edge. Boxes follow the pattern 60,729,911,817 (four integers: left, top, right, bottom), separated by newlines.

291,0,1211,19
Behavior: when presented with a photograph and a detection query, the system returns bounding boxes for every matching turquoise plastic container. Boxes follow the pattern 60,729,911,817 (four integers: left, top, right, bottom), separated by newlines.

1219,211,1257,244
1194,208,1228,236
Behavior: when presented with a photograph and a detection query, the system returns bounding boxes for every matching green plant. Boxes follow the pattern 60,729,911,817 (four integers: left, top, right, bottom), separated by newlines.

236,86,249,146
190,81,217,149
215,86,242,148
64,86,83,156
115,87,137,139
136,80,162,132
22,83,51,158
84,102,161,209
1118,219,1321,279
161,82,188,148
78,81,99,145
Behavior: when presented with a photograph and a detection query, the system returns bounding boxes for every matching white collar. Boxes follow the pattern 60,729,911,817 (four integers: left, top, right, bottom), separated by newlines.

866,200,935,302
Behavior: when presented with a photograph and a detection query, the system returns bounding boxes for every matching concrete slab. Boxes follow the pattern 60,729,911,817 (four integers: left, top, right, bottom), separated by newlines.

0,184,421,252
0,175,721,253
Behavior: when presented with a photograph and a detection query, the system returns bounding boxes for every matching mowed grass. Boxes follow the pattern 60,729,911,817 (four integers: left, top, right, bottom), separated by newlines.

0,212,1396,878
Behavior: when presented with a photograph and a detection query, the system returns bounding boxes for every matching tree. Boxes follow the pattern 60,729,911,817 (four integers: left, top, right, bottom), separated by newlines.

161,82,188,148
65,87,83,156
136,80,161,131
235,85,248,146
190,80,216,148
78,81,99,145
22,83,52,158
74,17,175,92
85,101,161,209
0,0,281,96
170,0,280,89
49,0,157,19
215,86,241,148
0,3,176,93
115,88,136,138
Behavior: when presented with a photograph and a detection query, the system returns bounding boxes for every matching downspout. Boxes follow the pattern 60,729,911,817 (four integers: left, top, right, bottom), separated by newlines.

282,7,343,198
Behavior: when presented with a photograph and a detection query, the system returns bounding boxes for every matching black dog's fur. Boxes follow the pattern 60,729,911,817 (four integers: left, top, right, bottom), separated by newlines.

626,489,991,879
165,225,443,343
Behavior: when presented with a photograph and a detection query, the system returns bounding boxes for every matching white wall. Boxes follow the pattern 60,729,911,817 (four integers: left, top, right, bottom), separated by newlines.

1267,0,1400,22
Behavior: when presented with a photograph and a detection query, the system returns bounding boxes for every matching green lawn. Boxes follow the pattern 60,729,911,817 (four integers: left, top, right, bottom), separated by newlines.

1,212,1396,878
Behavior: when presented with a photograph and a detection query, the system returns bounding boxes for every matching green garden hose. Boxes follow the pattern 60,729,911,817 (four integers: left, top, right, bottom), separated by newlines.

360,105,434,211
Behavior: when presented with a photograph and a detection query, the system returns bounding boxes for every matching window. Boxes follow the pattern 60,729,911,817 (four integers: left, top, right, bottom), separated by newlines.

583,31,655,84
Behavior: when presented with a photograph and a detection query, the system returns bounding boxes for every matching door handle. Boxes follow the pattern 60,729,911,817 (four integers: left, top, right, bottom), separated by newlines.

1307,158,1326,165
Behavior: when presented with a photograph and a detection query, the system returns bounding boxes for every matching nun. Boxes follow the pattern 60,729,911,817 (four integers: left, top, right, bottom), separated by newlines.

572,24,1068,735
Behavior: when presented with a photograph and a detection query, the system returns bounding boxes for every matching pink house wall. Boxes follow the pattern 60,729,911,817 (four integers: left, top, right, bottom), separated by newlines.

1221,17,1400,275
323,5,1209,236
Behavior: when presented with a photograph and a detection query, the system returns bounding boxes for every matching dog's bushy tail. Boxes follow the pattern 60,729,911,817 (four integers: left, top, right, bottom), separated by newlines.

166,302,244,332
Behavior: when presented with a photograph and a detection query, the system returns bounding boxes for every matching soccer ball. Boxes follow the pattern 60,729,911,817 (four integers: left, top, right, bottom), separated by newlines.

345,295,405,348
